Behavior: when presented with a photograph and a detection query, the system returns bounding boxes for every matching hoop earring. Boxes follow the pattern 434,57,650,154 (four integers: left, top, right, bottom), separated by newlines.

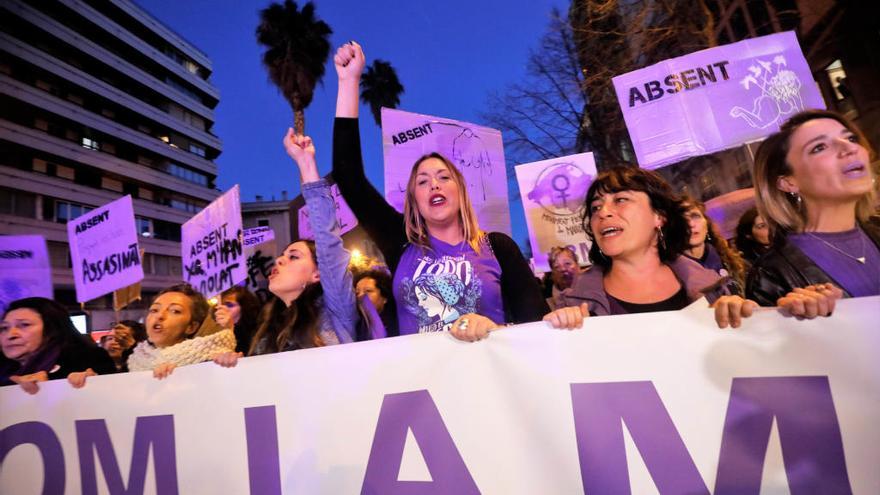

657,226,667,251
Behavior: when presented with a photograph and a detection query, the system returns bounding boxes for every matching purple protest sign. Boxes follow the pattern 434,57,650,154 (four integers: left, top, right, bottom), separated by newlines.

514,153,596,272
67,196,143,303
0,235,52,313
297,183,357,240
381,108,511,235
181,185,246,298
613,31,825,169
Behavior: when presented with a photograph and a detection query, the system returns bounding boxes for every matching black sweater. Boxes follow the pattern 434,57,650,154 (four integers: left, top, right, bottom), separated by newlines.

332,117,548,324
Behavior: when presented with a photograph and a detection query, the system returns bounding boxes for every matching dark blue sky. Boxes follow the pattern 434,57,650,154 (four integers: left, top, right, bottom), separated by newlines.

136,0,566,249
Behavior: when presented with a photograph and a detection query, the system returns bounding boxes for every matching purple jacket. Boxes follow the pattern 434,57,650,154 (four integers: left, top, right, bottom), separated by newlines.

560,256,729,316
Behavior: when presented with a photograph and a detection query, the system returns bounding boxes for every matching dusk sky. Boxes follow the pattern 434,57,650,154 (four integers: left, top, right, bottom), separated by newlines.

136,0,566,249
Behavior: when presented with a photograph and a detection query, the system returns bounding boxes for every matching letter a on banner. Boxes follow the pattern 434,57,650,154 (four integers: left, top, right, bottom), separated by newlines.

67,195,143,303
181,185,246,298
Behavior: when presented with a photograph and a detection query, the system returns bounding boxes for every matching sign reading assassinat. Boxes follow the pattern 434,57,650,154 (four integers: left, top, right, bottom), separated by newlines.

515,153,597,272
66,195,143,303
0,235,53,314
381,107,512,235
2,296,877,494
612,31,825,169
181,185,246,298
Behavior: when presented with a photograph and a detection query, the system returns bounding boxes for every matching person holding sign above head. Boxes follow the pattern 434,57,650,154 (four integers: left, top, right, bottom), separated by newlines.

747,109,880,306
213,134,358,367
332,41,548,341
0,297,115,394
543,167,758,330
681,196,747,294
127,284,236,379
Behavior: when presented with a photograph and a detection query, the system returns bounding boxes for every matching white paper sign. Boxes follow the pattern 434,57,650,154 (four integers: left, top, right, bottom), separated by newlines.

181,185,246,298
515,153,596,272
2,297,878,494
381,108,512,234
66,195,143,303
0,235,52,313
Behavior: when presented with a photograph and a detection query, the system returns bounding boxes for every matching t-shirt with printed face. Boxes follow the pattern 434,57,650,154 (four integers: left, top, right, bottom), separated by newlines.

393,236,504,334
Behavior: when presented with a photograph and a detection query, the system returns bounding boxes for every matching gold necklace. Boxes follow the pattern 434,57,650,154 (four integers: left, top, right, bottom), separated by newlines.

805,231,867,264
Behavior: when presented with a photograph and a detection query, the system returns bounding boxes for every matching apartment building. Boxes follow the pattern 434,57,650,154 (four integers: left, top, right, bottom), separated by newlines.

0,0,221,325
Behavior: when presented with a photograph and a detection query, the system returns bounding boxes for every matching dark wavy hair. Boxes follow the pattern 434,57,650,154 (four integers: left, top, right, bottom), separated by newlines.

582,167,689,269
248,240,325,354
734,206,771,263
220,286,262,353
0,297,94,378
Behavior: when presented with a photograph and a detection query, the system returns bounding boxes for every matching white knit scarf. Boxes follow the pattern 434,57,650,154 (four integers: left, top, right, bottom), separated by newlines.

127,329,236,372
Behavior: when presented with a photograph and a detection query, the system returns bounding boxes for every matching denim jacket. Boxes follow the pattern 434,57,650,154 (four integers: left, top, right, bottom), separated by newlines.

302,179,358,344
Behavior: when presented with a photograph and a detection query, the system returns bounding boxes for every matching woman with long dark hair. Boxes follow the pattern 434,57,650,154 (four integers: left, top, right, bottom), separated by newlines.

214,286,261,354
1,297,115,393
681,196,747,294
734,207,772,265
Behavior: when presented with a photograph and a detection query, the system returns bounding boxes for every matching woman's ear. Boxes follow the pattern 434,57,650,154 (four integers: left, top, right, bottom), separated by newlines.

310,270,320,284
776,175,798,194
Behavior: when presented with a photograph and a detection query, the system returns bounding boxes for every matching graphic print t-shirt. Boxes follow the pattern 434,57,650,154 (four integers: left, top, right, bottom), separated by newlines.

393,236,504,334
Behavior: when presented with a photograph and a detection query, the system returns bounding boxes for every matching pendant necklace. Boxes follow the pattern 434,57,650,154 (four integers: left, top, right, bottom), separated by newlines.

805,231,867,264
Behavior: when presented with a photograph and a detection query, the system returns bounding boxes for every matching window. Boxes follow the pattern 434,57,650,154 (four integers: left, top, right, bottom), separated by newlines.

188,143,206,157
258,219,270,228
82,137,100,150
168,163,208,186
32,158,48,174
0,187,37,218
101,177,123,192
826,60,850,101
55,165,75,180
138,187,154,201
54,201,93,223
47,241,71,269
66,93,84,106
136,216,152,237
34,118,49,131
101,108,116,118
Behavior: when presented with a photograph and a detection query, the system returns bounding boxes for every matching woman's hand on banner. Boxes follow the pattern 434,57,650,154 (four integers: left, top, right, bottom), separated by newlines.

543,303,590,330
10,371,49,395
212,351,243,368
67,368,96,389
450,313,498,342
153,363,177,380
713,296,758,329
777,283,841,319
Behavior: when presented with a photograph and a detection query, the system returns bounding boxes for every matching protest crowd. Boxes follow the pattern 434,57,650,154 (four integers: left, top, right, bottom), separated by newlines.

1,41,878,396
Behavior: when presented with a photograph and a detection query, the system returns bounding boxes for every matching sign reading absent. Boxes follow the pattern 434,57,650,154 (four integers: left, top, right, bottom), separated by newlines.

381,108,512,235
0,235,52,313
515,153,596,272
2,296,878,494
297,183,358,239
612,31,825,169
66,195,143,303
181,185,246,298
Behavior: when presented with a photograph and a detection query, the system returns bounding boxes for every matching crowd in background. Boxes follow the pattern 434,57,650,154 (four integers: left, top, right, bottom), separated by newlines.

2,42,877,394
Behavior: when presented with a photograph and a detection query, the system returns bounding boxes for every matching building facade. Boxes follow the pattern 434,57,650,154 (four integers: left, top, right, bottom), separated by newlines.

0,0,221,328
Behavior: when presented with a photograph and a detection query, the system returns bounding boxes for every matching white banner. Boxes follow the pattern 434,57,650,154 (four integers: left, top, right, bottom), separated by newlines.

0,235,52,314
181,185,246,298
514,153,596,272
67,195,143,303
381,108,512,235
2,297,878,494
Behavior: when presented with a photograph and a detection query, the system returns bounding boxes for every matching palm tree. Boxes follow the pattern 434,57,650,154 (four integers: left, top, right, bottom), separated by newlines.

360,60,405,126
256,0,332,134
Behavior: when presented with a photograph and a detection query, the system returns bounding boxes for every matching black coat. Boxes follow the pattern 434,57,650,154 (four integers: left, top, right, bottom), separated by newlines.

745,221,880,306
0,337,116,386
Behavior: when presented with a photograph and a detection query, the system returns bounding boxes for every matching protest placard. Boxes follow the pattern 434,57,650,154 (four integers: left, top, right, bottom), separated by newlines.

0,235,52,313
515,153,596,272
181,185,246,298
612,31,825,169
3,296,878,493
297,183,357,239
381,108,511,234
66,195,143,303
242,227,276,303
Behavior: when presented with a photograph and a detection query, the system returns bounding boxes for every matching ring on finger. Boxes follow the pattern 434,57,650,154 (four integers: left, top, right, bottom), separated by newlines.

458,318,470,330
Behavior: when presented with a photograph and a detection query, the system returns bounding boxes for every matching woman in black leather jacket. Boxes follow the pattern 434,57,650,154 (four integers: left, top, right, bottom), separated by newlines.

747,109,879,310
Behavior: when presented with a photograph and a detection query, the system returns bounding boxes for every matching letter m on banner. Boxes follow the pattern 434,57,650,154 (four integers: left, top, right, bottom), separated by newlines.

570,377,851,494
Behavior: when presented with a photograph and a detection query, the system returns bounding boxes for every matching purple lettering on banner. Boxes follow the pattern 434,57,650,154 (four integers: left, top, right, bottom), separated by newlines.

244,406,281,495
75,415,178,495
0,421,65,494
714,376,852,495
570,381,709,494
361,390,479,495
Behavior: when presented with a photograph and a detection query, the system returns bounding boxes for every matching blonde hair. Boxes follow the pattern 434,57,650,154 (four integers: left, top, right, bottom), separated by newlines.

753,109,877,235
403,152,485,253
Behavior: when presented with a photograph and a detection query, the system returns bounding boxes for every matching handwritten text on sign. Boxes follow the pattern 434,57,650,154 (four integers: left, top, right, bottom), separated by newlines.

181,185,246,298
67,195,143,303
1,297,877,493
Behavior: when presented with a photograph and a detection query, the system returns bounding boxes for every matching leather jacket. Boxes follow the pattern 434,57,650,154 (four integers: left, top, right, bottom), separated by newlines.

745,221,880,306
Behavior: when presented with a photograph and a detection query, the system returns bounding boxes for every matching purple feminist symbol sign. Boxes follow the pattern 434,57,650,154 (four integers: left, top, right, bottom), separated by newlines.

612,31,825,169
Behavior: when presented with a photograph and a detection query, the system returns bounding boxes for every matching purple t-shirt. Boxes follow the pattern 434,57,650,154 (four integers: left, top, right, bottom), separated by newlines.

788,228,880,297
393,236,504,334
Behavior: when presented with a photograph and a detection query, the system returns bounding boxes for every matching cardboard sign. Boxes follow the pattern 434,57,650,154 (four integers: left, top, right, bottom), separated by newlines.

66,196,143,303
181,185,246,298
242,227,276,303
297,184,358,239
381,108,512,234
515,153,596,272
0,235,52,313
2,296,878,493
613,31,825,169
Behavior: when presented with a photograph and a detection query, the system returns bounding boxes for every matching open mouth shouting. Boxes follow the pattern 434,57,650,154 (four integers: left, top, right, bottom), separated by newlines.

429,193,447,207
842,162,868,179
600,226,623,238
